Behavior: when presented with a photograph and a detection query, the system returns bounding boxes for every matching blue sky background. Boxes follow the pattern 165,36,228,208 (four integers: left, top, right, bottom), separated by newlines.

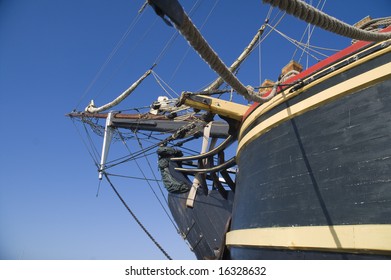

0,0,390,260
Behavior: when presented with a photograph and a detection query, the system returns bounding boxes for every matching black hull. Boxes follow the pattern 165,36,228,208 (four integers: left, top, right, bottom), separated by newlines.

168,190,233,260
228,47,391,259
157,40,391,259
157,146,234,259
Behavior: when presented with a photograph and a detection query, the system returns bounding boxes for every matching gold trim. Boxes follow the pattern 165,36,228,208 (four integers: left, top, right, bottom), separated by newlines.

237,62,391,156
226,225,391,254
240,41,391,139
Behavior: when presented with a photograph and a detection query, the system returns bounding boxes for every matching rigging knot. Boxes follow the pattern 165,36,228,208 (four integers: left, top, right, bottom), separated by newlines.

85,100,96,112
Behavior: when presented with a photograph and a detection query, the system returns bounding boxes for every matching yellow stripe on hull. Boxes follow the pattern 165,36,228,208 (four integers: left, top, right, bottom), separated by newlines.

226,225,391,254
237,61,391,157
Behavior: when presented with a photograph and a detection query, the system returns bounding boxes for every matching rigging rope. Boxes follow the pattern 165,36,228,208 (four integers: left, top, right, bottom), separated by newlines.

105,141,163,170
177,12,268,103
85,68,153,113
257,8,285,85
134,132,170,204
169,0,220,84
259,9,286,46
104,116,207,169
91,18,159,104
262,0,391,42
269,24,328,61
205,17,268,92
151,71,178,98
152,0,203,67
103,173,172,260
75,7,145,110
148,0,268,102
105,172,161,182
291,0,325,65
71,118,100,167
116,130,180,233
164,3,282,97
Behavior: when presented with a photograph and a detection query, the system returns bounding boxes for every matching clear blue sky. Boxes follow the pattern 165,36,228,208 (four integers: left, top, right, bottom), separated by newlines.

0,0,390,260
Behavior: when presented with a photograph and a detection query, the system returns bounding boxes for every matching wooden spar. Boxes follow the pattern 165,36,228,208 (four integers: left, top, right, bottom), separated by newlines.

67,111,169,120
98,112,114,180
178,94,250,121
66,111,230,139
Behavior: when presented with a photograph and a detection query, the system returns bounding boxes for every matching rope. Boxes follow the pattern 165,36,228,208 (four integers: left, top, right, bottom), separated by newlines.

70,118,100,168
205,18,268,92
169,0,220,84
103,117,202,171
104,144,157,169
358,17,391,32
177,12,270,103
105,173,161,181
132,131,180,232
149,0,282,103
352,16,391,44
103,173,172,260
291,0,319,65
91,18,159,104
151,71,178,98
258,23,263,86
262,0,391,42
71,118,177,249
75,7,145,110
269,24,328,61
85,69,153,113
152,0,203,67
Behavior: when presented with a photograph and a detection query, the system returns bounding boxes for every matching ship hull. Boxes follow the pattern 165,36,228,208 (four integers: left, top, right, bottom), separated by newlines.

227,47,391,259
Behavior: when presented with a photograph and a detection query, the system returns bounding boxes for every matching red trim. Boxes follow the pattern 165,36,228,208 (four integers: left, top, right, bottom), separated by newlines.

242,25,391,122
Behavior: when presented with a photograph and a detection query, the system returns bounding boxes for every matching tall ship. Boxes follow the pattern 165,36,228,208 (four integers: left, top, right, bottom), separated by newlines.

68,0,391,259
